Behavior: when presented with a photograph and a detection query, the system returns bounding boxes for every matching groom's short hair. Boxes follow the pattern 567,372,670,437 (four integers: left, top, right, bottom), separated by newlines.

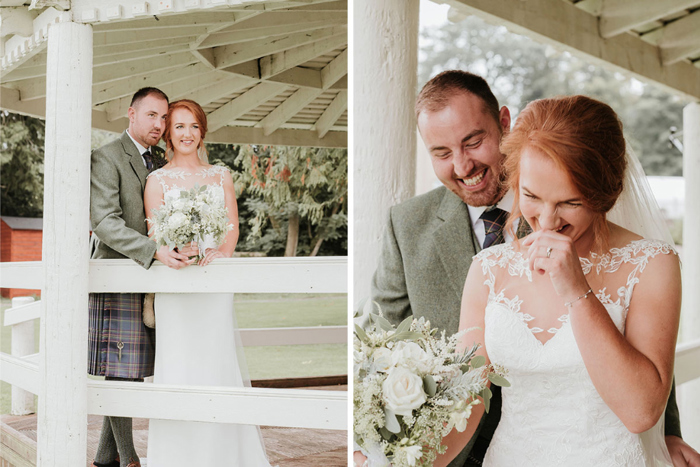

415,70,501,126
130,87,169,108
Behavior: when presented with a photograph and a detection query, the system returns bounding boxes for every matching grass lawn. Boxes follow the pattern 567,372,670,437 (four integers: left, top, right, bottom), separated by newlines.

0,293,347,415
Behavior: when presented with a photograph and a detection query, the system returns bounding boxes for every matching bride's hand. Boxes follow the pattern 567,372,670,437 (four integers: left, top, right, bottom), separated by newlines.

353,451,368,467
521,230,590,303
198,248,225,267
177,241,199,258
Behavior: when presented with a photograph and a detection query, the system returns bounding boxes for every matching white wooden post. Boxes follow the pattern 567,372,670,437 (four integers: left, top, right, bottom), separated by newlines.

38,21,93,467
353,0,420,303
11,296,36,415
680,101,700,448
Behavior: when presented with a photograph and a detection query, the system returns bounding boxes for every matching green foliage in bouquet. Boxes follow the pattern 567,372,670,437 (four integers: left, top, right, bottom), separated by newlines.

353,305,509,467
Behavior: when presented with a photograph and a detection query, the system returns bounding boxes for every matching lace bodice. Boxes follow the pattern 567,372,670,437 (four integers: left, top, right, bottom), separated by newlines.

148,165,230,250
476,239,677,466
148,165,228,193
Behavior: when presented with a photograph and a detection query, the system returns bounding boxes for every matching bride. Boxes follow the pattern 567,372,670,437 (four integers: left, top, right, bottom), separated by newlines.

438,95,681,466
143,99,273,466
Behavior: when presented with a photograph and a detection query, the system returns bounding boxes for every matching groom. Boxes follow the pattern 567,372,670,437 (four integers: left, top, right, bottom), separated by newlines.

370,70,699,466
88,87,192,467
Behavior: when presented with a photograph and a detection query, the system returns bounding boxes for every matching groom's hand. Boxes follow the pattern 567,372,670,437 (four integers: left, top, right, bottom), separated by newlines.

155,245,195,269
667,435,700,467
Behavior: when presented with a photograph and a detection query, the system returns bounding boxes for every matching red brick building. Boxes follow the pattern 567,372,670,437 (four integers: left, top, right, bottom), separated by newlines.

1,216,42,298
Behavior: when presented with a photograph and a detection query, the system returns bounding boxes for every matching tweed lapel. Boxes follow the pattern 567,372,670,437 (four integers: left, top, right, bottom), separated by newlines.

121,131,148,191
432,190,478,299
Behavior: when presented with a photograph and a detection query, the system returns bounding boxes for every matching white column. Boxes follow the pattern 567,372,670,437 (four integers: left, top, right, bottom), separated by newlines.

11,296,36,416
38,21,93,467
353,0,420,303
680,101,700,448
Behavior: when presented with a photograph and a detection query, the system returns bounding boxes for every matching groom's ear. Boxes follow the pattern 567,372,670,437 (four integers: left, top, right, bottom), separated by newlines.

499,106,511,134
127,106,136,123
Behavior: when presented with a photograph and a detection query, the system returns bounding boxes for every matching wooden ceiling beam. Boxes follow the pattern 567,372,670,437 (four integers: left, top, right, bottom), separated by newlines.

212,11,345,33
599,0,698,38
207,125,346,148
213,26,345,69
259,32,346,79
92,11,257,31
314,90,347,138
198,20,334,47
279,0,347,12
659,10,700,65
93,62,212,105
92,26,210,46
320,48,347,89
92,52,199,85
98,72,250,121
447,0,700,100
207,82,288,132
257,87,324,135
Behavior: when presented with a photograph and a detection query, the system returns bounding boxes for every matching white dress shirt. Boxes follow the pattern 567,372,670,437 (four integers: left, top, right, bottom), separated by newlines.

126,129,151,167
467,189,518,247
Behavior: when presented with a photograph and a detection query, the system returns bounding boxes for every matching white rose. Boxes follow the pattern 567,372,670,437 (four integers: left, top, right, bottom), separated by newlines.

382,366,426,417
372,347,393,373
391,341,430,373
400,445,423,467
172,197,186,211
168,211,188,229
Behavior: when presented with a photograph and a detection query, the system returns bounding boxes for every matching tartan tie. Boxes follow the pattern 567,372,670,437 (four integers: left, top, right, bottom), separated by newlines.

142,150,153,172
480,207,508,249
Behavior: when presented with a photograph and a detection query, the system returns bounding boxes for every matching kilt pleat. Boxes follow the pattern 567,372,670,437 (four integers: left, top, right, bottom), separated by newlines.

88,292,155,379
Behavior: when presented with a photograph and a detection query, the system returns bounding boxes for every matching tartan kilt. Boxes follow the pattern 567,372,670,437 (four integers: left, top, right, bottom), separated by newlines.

88,293,155,379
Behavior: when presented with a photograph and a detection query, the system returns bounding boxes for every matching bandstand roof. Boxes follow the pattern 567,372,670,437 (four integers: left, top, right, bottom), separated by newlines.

0,0,347,148
438,0,700,101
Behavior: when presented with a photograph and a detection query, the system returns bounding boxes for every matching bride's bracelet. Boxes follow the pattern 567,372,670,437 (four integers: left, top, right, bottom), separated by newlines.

565,288,593,308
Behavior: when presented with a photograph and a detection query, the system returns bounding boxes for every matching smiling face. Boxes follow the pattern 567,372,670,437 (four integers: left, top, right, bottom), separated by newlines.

418,92,510,207
519,147,598,247
128,94,168,148
168,108,202,157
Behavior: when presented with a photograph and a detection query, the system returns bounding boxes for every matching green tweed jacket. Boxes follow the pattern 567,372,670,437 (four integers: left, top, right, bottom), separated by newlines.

89,130,161,268
371,186,682,466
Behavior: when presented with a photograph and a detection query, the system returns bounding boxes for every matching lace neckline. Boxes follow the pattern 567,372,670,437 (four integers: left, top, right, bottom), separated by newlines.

477,239,676,346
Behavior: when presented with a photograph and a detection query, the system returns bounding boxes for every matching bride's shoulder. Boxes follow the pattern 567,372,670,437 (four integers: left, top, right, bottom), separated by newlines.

607,223,677,258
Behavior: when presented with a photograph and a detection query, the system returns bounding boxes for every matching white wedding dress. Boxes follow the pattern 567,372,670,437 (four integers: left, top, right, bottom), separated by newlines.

476,239,676,467
146,166,272,467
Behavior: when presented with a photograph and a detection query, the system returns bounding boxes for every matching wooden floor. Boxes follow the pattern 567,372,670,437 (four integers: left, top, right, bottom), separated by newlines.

1,385,347,467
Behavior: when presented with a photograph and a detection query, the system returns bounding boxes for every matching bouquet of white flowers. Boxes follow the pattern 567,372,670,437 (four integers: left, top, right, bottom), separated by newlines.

353,307,508,467
148,184,233,259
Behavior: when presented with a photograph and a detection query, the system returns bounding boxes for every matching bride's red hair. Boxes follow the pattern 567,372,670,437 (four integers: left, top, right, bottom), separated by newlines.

163,99,208,156
501,95,627,252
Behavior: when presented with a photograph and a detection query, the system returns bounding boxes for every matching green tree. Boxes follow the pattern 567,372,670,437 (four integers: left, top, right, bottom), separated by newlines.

419,16,690,176
1,112,45,217
227,145,347,257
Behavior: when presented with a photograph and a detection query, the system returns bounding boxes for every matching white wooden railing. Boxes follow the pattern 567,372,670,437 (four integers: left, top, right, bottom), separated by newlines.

1,258,348,432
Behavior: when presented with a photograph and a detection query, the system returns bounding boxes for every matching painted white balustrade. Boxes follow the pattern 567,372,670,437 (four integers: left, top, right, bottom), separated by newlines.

0,257,348,434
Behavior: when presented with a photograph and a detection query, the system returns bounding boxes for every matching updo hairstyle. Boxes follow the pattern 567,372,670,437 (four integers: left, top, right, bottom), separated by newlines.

501,95,627,250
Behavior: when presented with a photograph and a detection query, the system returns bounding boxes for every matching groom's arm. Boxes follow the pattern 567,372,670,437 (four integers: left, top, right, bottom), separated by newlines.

90,148,157,269
371,208,412,326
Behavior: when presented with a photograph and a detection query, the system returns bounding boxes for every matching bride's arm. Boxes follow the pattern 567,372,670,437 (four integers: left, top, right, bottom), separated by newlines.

571,251,680,433
525,231,681,434
214,171,239,257
143,176,163,238
433,260,491,467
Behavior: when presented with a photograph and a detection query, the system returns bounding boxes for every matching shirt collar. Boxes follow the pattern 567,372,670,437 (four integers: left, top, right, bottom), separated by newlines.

467,189,515,224
126,129,149,156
